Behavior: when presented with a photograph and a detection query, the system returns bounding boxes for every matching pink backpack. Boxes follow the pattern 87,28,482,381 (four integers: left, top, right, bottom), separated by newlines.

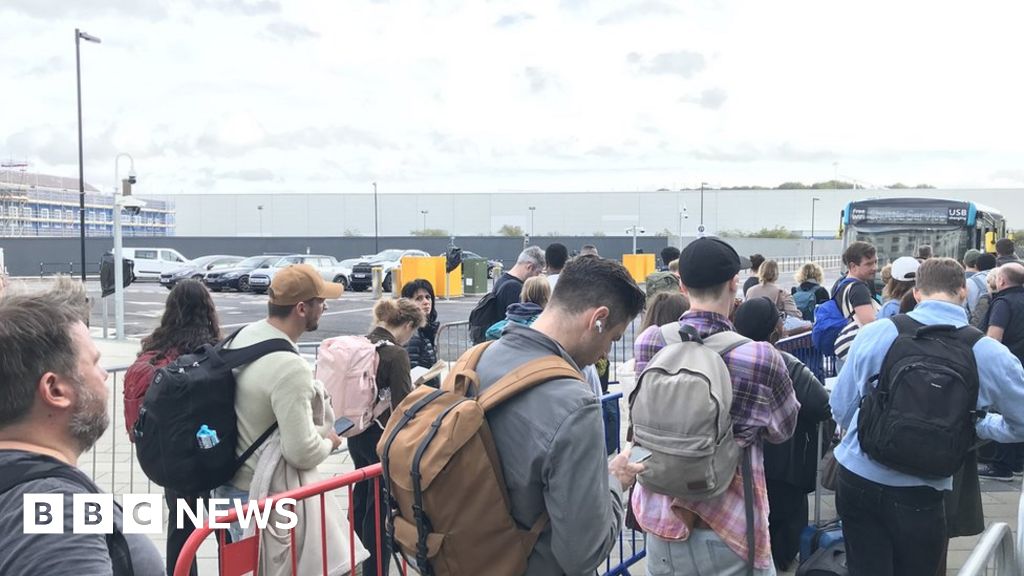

317,335,390,437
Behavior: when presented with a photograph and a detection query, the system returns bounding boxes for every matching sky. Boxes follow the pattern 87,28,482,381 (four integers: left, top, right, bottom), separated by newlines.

3,0,1024,197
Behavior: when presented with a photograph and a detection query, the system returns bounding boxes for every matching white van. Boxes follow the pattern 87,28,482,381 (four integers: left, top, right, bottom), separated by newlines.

122,248,190,281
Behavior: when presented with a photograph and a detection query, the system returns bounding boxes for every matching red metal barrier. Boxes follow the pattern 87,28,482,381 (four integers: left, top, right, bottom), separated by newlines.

173,463,404,576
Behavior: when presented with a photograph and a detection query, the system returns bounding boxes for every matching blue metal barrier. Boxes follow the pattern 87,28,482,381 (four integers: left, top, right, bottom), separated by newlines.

599,391,646,576
775,332,837,382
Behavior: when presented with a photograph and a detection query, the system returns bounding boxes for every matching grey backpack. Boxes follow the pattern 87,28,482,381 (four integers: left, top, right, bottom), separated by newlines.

629,323,751,501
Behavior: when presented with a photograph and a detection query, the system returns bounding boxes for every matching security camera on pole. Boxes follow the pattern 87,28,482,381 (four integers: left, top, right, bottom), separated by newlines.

113,153,142,340
626,225,645,254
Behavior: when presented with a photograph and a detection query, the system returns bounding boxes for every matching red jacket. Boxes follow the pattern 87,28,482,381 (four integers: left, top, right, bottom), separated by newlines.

123,349,178,441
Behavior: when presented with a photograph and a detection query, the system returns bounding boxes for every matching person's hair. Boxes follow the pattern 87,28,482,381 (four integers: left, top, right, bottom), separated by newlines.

977,253,997,272
988,268,1001,292
660,246,681,268
545,243,569,273
640,292,690,332
516,246,545,269
372,297,425,330
996,238,1016,257
549,255,645,327
668,259,679,274
794,262,824,285
899,290,918,313
142,280,220,360
915,245,933,260
268,300,301,319
579,244,599,257
758,260,779,284
520,276,551,308
686,282,733,302
0,278,90,428
915,258,965,297
401,278,437,324
749,254,765,273
883,277,915,302
880,264,893,286
843,241,876,267
1000,263,1024,287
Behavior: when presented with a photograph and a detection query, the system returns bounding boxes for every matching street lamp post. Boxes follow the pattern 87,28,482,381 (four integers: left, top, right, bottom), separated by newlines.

372,182,379,253
811,197,820,258
113,153,135,340
420,210,429,232
626,225,645,254
257,205,264,236
528,206,536,237
678,205,688,250
76,28,101,281
699,182,708,235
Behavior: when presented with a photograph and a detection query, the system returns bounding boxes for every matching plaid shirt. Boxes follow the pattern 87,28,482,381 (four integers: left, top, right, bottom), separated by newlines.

631,310,799,569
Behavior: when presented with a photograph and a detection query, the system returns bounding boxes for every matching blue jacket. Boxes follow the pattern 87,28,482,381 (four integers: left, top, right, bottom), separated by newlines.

830,299,1024,490
486,302,543,341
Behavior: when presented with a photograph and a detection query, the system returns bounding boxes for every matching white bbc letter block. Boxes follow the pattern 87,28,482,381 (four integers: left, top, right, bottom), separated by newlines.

123,494,163,534
73,493,114,534
23,494,63,534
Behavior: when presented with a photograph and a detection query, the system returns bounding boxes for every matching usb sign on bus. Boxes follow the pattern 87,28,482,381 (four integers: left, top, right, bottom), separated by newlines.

23,494,298,535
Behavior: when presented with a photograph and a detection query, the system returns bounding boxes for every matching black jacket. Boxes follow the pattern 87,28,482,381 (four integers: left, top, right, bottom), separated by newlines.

763,351,831,491
404,320,440,387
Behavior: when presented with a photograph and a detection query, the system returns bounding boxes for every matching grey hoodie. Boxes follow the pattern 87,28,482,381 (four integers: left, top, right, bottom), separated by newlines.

474,323,625,576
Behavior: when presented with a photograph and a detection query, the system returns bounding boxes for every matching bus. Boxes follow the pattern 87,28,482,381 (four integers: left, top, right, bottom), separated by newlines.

841,197,1007,265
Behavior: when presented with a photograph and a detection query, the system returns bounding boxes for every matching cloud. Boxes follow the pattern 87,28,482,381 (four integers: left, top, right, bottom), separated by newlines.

495,12,534,28
681,87,728,110
276,126,398,151
265,21,319,43
0,0,167,20
598,1,681,25
991,169,1024,184
217,168,276,181
18,56,67,78
193,0,281,15
523,67,559,93
629,51,706,78
692,143,834,163
5,124,117,167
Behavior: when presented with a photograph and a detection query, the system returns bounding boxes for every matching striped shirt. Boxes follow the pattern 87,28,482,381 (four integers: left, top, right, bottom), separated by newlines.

631,310,799,569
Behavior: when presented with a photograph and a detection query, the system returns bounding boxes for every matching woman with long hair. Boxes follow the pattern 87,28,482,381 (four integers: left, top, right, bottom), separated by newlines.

350,298,425,576
124,279,220,576
401,278,440,387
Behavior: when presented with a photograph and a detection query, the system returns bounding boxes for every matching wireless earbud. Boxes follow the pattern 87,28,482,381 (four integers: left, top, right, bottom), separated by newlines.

596,320,604,333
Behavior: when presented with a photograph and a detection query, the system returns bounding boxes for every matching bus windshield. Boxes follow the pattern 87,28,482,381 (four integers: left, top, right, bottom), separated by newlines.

847,224,969,265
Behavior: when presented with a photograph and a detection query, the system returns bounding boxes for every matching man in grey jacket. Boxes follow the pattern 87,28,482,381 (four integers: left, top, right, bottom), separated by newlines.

474,255,647,575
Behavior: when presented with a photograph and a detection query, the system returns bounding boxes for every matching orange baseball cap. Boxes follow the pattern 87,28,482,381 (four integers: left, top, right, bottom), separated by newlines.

268,264,343,305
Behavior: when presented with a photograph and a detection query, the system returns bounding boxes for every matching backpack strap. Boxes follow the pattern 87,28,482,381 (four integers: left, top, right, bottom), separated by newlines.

478,356,583,412
0,459,135,576
703,330,753,359
441,341,494,397
891,314,984,348
741,447,755,576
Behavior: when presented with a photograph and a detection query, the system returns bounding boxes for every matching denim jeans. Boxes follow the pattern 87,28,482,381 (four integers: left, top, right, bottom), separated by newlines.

835,465,946,576
646,529,776,576
212,484,250,543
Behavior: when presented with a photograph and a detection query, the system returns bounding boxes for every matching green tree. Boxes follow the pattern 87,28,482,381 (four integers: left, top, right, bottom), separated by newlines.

811,180,855,189
914,184,935,189
776,181,808,189
889,182,909,189
498,224,524,237
653,228,674,237
593,231,607,237
410,228,449,237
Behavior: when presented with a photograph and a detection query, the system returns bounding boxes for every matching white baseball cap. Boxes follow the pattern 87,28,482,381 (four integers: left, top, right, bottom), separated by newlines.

891,256,920,282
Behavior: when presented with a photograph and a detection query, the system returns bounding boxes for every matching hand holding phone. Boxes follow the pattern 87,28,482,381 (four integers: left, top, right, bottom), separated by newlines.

629,445,653,464
334,417,355,436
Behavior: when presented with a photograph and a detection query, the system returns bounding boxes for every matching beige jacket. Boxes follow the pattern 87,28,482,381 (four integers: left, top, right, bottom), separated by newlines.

746,282,802,318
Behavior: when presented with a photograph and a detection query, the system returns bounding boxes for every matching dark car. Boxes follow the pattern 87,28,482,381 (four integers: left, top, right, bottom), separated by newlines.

160,255,245,289
460,251,502,279
203,255,283,292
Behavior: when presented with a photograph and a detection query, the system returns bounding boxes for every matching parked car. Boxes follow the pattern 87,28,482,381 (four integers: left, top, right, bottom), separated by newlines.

120,248,190,281
203,254,283,292
349,249,430,292
161,255,245,289
247,254,346,294
440,250,502,279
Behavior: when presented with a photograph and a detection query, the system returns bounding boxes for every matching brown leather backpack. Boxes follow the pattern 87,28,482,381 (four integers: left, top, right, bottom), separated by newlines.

377,343,581,575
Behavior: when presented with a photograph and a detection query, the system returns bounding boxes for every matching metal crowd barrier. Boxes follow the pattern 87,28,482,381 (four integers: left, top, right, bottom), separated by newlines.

958,522,1016,576
436,320,472,363
775,332,837,382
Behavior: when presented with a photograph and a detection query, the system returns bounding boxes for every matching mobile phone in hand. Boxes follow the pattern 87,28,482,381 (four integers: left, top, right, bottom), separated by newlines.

334,417,355,436
629,445,653,464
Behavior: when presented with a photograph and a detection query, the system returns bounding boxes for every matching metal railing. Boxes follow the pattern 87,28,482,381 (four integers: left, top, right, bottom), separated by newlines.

958,522,1016,576
436,320,472,363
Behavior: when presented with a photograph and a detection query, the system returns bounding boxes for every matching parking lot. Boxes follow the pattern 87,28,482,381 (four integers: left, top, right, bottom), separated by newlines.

86,280,483,344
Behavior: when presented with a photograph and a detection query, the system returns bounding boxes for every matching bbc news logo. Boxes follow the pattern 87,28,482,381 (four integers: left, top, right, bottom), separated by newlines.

23,494,299,534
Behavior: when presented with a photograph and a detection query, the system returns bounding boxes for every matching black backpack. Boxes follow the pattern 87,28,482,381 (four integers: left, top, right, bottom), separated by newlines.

134,327,297,494
857,315,984,478
0,457,134,576
468,292,502,344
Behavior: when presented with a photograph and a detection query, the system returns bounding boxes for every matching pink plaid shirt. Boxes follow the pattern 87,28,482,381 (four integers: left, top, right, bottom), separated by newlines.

631,311,799,569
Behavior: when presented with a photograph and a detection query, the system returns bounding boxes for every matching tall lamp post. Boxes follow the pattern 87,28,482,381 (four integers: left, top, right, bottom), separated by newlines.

810,197,820,259
372,182,379,253
76,28,101,281
257,205,264,236
678,204,688,250
420,210,429,232
113,153,137,340
699,182,708,235
626,225,645,254
528,206,536,237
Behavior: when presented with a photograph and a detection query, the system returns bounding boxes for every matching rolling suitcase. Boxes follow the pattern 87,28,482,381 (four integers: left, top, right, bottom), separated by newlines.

797,420,847,573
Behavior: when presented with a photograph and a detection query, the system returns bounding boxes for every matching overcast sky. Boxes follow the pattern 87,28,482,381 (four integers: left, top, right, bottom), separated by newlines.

3,0,1024,196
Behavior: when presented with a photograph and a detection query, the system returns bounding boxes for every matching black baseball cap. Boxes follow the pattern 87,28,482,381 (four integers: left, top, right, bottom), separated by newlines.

679,237,749,289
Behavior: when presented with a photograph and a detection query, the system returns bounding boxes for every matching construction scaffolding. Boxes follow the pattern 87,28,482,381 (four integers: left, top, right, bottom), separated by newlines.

0,161,30,237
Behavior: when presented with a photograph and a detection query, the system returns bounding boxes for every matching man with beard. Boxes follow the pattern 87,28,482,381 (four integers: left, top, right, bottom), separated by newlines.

0,277,164,575
215,264,345,541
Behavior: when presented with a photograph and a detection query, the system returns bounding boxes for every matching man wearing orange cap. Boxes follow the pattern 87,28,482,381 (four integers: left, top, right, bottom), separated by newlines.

216,264,345,541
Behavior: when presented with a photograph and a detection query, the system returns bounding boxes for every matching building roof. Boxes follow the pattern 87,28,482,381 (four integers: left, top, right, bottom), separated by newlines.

0,171,99,193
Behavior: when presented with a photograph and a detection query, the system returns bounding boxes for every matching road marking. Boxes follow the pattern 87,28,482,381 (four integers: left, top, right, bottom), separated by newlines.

220,306,376,329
